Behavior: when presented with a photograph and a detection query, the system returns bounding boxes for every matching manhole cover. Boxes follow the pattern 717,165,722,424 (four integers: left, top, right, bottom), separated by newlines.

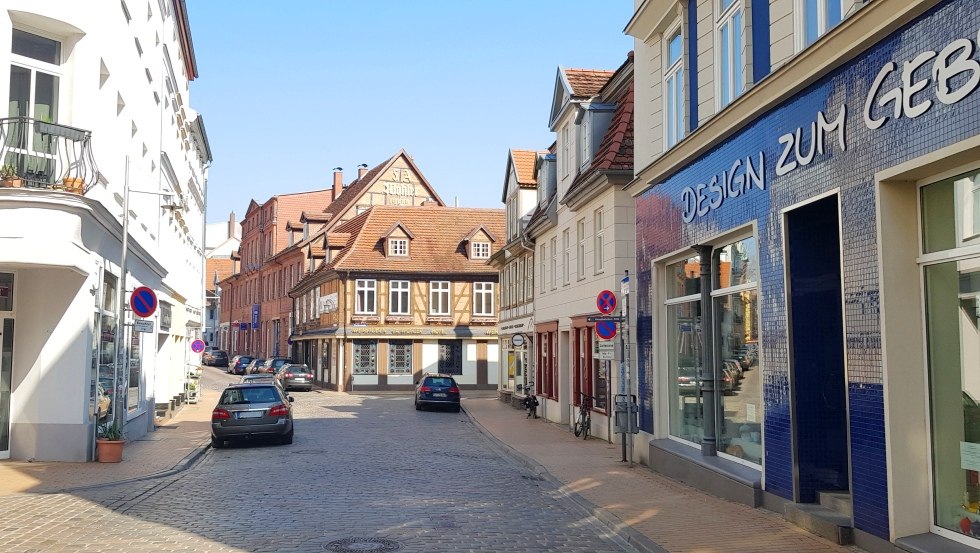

323,538,401,552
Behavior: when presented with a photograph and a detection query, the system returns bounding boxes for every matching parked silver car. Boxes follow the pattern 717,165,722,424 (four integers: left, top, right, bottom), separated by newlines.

277,363,314,391
210,383,293,448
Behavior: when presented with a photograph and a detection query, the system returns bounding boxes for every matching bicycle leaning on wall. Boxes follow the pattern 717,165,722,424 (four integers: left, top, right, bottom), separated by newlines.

573,392,593,439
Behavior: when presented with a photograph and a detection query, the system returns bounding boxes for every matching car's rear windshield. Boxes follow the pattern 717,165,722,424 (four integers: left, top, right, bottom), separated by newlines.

238,357,253,363
220,386,280,404
286,365,310,373
271,359,289,367
425,377,455,387
242,376,274,383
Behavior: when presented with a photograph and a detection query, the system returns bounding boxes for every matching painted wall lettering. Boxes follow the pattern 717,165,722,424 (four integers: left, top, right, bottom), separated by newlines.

681,152,765,222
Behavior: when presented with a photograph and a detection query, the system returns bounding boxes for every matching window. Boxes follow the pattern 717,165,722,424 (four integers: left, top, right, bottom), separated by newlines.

9,30,62,175
801,0,842,47
593,209,605,274
562,126,570,177
718,0,744,108
388,340,412,374
550,237,558,289
429,281,450,315
352,340,377,375
562,229,570,285
577,219,586,280
355,279,376,314
526,255,534,300
388,238,408,256
389,280,410,316
516,259,524,304
539,245,547,294
664,29,685,148
474,282,494,316
665,255,704,445
471,241,490,259
437,340,462,375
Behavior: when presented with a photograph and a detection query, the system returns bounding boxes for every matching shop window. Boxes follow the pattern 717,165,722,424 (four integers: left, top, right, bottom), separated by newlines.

664,28,685,148
387,340,412,374
717,0,744,108
666,255,704,445
0,273,12,311
352,340,377,375
536,330,557,398
920,175,980,543
355,279,376,315
437,340,461,375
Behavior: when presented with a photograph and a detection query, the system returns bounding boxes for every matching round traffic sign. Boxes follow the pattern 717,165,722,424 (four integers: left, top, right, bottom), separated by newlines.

595,320,617,340
191,339,206,353
596,290,617,314
130,286,158,318
511,333,526,347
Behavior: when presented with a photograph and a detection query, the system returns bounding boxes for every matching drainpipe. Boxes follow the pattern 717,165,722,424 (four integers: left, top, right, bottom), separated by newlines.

694,245,716,457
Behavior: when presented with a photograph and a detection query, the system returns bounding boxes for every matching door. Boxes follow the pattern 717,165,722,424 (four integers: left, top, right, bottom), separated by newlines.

785,195,849,503
0,271,14,459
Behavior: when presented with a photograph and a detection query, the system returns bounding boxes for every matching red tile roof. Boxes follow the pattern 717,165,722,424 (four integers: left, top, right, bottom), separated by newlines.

589,82,633,172
511,149,541,186
206,258,235,292
564,69,614,97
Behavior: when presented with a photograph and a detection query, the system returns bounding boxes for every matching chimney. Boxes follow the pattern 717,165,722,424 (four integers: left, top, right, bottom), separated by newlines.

357,163,369,179
332,167,343,200
228,211,236,239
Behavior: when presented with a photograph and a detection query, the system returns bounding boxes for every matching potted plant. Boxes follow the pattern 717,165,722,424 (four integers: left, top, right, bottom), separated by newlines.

0,164,21,188
61,176,85,194
96,420,125,463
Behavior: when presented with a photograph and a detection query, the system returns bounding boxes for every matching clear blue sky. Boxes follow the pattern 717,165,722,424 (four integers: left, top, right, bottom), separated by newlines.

186,1,633,221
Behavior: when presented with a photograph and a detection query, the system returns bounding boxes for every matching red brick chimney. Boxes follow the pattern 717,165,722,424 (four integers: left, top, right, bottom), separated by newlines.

358,163,368,179
332,167,343,200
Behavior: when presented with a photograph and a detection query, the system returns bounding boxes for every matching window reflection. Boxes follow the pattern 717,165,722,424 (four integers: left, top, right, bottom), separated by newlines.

716,290,761,464
667,301,703,444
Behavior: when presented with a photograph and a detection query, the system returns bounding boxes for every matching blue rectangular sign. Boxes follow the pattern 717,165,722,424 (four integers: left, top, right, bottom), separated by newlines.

251,304,260,329
239,322,247,331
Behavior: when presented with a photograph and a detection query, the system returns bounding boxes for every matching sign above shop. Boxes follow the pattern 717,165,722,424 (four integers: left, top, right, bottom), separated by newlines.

511,333,526,347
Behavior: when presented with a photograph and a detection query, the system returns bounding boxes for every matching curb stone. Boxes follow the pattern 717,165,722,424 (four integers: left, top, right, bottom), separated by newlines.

462,404,669,553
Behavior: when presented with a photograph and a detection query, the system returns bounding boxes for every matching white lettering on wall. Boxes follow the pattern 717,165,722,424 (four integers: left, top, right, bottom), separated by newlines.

681,152,765,222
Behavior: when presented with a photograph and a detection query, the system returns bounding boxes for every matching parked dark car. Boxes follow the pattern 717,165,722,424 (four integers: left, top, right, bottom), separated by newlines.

210,350,229,368
414,373,461,412
245,358,267,374
277,363,314,391
210,383,293,448
231,356,254,376
255,357,291,374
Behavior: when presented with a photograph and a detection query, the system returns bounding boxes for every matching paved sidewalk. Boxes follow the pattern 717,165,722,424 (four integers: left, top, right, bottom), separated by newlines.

0,369,223,495
462,395,864,553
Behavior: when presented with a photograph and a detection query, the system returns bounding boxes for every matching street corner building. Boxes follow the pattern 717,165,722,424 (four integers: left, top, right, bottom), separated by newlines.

627,0,980,551
0,1,211,461
288,203,505,393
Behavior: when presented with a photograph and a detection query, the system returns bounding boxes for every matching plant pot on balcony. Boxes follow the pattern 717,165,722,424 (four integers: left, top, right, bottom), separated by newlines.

62,177,85,194
0,177,21,188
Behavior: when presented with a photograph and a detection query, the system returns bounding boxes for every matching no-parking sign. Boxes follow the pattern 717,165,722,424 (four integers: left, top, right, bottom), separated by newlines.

130,286,158,318
190,339,206,353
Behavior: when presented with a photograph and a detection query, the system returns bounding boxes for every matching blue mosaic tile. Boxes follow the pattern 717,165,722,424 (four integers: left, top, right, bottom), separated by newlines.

634,0,980,540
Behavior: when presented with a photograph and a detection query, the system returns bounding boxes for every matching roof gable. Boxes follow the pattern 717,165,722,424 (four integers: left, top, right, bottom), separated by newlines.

463,225,497,243
548,67,573,130
502,149,541,202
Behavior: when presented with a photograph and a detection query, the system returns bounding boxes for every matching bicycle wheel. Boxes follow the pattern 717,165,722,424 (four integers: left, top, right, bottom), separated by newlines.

582,416,591,440
573,415,584,437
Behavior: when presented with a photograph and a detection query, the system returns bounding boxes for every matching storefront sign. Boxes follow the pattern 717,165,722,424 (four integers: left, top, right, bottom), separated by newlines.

500,317,534,334
345,326,498,337
681,24,980,223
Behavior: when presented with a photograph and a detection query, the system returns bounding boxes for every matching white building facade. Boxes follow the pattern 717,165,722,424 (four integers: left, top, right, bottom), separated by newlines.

0,0,210,461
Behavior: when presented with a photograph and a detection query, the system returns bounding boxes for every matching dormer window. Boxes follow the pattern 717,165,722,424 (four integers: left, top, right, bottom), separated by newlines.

389,238,408,256
471,242,490,259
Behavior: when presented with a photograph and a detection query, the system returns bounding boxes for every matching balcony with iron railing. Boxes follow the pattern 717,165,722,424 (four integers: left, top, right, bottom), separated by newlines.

0,117,100,194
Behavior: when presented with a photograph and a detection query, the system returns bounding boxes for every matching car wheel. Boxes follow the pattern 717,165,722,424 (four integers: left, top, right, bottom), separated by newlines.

211,435,223,449
280,429,294,445
415,400,422,411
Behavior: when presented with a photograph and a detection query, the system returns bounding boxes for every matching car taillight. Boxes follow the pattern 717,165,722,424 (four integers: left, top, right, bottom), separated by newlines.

284,372,293,378
449,386,460,394
268,404,289,417
419,386,431,393
212,408,230,420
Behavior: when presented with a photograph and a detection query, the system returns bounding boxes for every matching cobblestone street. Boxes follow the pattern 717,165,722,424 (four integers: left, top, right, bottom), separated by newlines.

0,371,635,553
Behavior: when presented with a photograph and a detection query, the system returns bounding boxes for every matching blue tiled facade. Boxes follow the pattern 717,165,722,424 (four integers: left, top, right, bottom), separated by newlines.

634,0,980,540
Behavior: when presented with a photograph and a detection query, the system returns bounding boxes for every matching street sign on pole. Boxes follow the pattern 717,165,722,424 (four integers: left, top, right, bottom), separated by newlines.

586,315,625,323
595,320,617,340
130,286,158,318
596,290,617,314
133,319,154,333
191,339,206,353
621,275,630,296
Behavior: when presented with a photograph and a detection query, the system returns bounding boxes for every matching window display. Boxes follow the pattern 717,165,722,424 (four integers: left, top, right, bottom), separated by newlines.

666,255,703,445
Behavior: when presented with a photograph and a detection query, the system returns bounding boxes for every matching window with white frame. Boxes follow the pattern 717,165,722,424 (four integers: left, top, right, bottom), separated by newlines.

664,29,685,148
562,229,571,285
526,254,534,300
471,241,490,259
562,126,570,177
577,219,586,280
594,208,605,274
9,29,62,172
429,281,450,315
355,279,376,314
801,0,842,47
388,238,408,257
717,0,744,108
517,258,524,303
389,280,410,315
540,244,547,294
550,237,558,290
474,282,494,317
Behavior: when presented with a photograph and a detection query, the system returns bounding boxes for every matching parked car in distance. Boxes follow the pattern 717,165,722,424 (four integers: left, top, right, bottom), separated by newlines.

414,373,461,412
202,346,215,365
255,357,291,374
239,374,285,391
210,383,294,448
245,358,266,374
211,350,229,368
231,356,254,376
96,383,111,419
277,363,314,391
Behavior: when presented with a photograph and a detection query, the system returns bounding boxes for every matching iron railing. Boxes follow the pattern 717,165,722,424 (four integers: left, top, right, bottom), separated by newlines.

0,117,100,194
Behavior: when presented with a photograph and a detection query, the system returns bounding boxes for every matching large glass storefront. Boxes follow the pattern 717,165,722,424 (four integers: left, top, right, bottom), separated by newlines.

922,171,980,544
664,237,760,465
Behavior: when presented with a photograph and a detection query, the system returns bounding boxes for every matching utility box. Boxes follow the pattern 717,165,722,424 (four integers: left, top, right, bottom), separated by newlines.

614,394,639,434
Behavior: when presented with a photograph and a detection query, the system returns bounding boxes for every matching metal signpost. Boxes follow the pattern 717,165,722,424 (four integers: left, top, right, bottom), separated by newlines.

591,276,637,467
622,271,634,467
